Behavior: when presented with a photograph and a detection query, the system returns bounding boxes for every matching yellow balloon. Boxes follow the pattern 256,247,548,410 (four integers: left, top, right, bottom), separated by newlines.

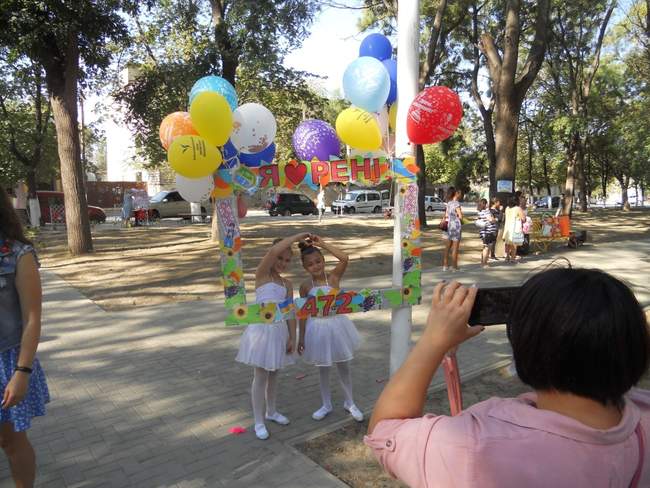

168,135,223,178
389,103,397,131
335,107,382,151
189,91,233,146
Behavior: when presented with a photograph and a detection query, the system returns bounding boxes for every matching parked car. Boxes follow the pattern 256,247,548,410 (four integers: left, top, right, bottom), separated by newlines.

424,195,446,211
331,190,386,214
148,190,211,219
36,191,106,225
268,193,318,216
534,196,561,209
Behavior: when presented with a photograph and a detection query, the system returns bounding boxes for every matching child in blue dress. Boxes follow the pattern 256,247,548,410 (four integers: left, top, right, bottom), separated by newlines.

236,232,311,440
0,187,50,487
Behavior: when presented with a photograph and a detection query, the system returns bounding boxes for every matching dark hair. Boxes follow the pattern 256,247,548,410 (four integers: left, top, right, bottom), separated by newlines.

507,196,518,208
298,241,322,262
507,268,650,406
445,187,456,202
491,197,501,207
0,187,32,245
477,198,488,211
272,238,283,245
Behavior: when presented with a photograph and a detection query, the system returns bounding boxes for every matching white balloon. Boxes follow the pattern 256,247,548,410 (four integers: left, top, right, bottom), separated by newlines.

175,174,215,203
230,103,277,154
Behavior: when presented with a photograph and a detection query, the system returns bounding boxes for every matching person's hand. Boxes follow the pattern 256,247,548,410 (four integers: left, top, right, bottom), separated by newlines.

424,281,483,350
286,337,294,354
2,372,29,409
298,339,305,355
294,232,312,242
309,235,323,247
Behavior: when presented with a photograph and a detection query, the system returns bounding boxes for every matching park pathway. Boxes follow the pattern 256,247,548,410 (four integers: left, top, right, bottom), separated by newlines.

2,238,648,487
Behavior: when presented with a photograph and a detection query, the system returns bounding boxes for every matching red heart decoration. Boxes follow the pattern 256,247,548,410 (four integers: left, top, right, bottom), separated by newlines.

285,162,308,185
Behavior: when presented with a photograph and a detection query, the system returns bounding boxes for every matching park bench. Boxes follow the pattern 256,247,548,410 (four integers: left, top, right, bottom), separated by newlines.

530,215,586,253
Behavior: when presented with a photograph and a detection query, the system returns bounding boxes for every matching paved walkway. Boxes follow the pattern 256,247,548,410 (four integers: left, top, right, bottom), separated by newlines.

2,238,649,487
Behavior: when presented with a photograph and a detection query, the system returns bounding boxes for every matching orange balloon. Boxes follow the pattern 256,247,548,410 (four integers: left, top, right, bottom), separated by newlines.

159,112,198,150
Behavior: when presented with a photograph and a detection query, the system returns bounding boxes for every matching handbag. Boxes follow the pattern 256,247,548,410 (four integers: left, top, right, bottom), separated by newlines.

439,207,449,231
512,217,525,245
475,219,487,229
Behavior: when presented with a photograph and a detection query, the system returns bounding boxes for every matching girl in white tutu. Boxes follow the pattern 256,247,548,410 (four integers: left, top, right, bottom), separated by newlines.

236,232,310,440
297,235,363,422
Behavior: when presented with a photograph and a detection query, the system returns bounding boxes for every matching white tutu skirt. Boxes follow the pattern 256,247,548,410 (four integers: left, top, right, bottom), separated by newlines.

236,321,295,371
303,315,361,367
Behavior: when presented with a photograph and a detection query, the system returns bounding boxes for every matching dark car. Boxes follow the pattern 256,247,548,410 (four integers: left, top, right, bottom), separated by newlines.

36,191,106,225
268,193,318,217
534,196,561,209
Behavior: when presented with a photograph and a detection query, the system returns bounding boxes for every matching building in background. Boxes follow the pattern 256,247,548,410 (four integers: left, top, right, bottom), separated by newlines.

105,66,173,196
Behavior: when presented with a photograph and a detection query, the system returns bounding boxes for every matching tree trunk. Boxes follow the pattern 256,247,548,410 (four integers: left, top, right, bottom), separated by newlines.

26,169,38,199
526,124,533,195
47,33,93,254
577,148,588,211
542,155,551,196
416,144,427,226
494,100,519,201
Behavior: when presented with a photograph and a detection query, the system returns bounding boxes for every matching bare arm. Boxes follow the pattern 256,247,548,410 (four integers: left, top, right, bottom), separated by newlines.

368,282,482,434
255,232,311,285
455,203,463,220
285,279,296,354
3,252,41,408
297,282,310,355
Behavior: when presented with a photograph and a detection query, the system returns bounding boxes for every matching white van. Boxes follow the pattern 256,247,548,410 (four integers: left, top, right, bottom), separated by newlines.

424,195,446,211
331,190,387,214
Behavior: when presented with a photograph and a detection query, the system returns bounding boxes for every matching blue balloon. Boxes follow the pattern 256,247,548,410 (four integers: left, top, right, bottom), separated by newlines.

189,76,238,111
239,143,276,168
382,59,397,105
342,57,391,113
359,33,392,61
221,139,239,168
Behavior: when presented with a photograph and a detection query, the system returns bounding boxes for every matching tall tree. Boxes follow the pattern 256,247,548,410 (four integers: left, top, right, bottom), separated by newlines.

0,1,138,253
0,54,57,195
116,0,321,240
478,0,551,201
545,0,615,214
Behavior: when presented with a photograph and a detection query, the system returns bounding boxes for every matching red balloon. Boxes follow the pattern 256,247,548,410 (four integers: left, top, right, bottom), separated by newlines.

237,194,248,219
406,86,462,145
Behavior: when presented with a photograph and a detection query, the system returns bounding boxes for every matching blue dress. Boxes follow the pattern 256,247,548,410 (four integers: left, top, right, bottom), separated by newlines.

0,237,50,431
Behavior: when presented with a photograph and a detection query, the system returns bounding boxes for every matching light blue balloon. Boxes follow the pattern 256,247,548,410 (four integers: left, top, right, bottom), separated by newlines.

342,57,391,113
189,76,238,111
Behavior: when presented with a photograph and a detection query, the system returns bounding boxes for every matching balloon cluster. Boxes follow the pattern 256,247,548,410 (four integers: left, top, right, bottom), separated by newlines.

159,75,276,202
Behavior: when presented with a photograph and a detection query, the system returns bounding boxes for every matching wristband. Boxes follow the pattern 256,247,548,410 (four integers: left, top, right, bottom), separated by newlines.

15,366,33,374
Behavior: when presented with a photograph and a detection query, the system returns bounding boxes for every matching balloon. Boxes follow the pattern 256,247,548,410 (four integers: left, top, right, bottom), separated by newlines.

237,194,248,218
159,112,198,150
168,135,223,178
389,103,398,131
221,139,239,168
175,174,215,202
407,86,463,145
189,91,233,147
239,143,276,167
335,107,382,151
342,57,391,113
189,76,238,111
382,59,397,105
292,120,341,161
359,33,392,61
230,103,277,153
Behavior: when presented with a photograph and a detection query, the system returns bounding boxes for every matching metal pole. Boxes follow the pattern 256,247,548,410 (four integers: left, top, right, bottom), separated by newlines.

390,0,420,376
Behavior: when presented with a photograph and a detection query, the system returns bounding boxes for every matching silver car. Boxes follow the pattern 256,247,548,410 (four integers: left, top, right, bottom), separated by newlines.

424,195,446,211
148,190,212,220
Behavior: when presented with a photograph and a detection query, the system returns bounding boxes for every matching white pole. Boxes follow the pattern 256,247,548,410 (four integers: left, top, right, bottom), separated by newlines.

390,0,420,376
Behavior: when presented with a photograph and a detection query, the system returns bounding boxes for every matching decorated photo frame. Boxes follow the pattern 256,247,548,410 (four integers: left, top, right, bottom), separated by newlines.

218,156,422,325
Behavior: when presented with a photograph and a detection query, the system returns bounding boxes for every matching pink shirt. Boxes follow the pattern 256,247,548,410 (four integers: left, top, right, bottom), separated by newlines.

364,389,650,487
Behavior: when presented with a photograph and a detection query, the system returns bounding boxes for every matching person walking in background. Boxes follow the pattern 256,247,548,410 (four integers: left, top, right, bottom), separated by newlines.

316,186,326,224
0,187,50,487
441,187,463,272
502,196,526,263
489,198,502,260
476,199,497,268
517,196,532,257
